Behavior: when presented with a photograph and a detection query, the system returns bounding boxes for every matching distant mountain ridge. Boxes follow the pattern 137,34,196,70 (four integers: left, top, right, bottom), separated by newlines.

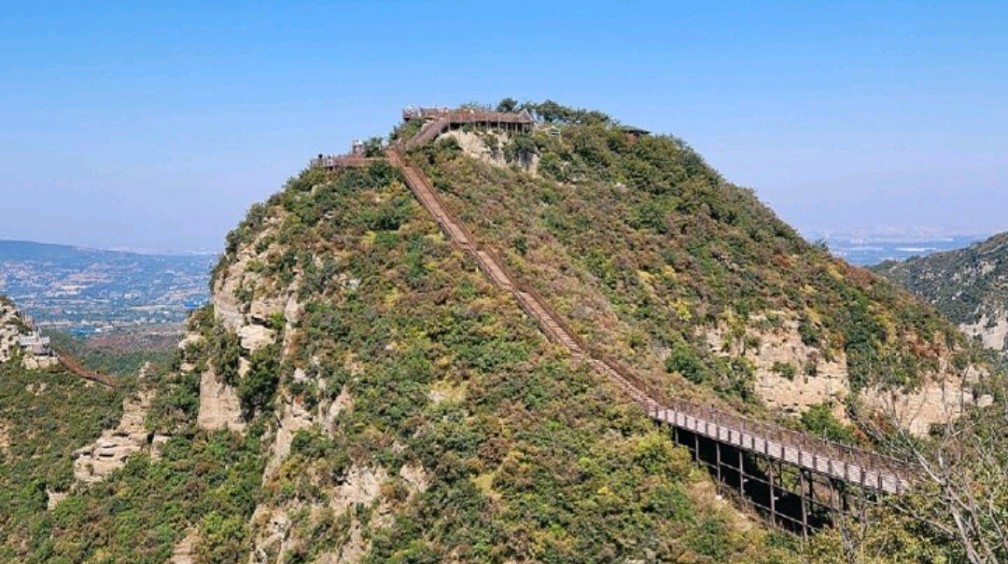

0,239,126,261
872,232,1008,354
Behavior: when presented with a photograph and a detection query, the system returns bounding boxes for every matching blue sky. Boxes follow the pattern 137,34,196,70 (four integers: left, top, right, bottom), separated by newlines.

1,1,1006,252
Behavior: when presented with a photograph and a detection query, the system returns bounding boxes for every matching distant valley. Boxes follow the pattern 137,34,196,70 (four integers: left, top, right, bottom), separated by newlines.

0,239,214,335
0,233,986,338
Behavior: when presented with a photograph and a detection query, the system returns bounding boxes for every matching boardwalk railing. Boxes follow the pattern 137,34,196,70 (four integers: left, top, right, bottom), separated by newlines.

401,109,534,150
55,349,117,387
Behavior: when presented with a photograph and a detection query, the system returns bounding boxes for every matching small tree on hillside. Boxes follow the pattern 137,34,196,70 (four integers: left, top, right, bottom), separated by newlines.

496,97,518,112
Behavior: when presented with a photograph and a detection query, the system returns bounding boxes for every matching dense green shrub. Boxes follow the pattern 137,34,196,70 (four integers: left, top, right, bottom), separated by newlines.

211,327,242,386
800,403,857,445
410,101,970,409
238,343,280,419
0,363,124,558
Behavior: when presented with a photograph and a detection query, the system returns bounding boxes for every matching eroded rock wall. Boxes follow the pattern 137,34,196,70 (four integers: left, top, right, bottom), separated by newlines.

704,312,980,435
72,389,153,483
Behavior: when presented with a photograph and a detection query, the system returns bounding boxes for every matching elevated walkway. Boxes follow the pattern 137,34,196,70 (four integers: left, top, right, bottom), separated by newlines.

55,348,117,387
309,155,375,170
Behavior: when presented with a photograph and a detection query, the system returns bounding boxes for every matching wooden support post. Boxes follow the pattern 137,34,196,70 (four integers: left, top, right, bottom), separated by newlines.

858,483,866,522
769,460,777,526
716,441,722,483
694,432,700,463
800,469,809,539
738,449,745,496
828,478,837,524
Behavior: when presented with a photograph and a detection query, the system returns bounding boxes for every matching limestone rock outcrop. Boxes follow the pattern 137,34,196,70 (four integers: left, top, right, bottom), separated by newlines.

197,366,245,432
705,313,851,421
72,389,153,483
961,310,1008,352
0,301,20,363
443,129,539,174
194,215,304,433
703,311,978,435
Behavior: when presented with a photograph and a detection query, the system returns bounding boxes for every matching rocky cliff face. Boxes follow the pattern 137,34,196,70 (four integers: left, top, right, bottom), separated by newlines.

0,297,57,370
442,129,539,174
186,198,437,561
704,310,986,435
704,312,852,421
72,386,154,483
0,299,20,364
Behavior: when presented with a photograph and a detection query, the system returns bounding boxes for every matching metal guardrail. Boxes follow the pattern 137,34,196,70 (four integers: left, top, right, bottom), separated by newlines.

401,110,534,150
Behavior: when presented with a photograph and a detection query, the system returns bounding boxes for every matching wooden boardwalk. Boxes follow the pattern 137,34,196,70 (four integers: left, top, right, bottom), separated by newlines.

388,142,911,491
55,349,117,387
325,110,916,533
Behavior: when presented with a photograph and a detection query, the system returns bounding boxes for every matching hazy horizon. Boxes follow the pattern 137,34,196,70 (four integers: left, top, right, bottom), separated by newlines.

3,2,1006,253
0,228,995,258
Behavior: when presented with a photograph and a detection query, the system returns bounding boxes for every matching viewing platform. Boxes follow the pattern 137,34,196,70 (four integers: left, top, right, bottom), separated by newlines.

401,107,535,148
402,106,535,127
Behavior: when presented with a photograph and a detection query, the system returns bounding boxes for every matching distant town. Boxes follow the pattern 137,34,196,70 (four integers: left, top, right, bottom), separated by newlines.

0,239,214,336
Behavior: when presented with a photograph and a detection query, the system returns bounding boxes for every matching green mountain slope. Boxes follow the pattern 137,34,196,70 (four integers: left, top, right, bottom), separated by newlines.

0,355,125,559
873,232,1008,355
1,102,993,562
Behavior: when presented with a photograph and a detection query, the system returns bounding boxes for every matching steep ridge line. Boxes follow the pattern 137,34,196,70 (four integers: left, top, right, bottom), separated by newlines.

384,138,913,495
